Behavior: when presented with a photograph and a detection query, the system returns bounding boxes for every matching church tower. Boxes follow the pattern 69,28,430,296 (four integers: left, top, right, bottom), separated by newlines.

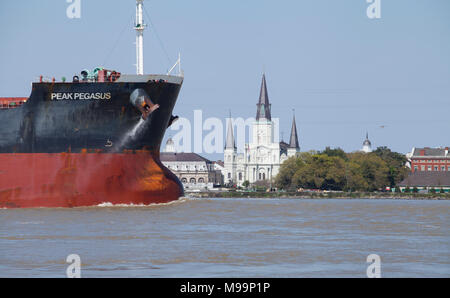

224,114,237,185
256,74,271,121
247,73,280,183
287,113,300,157
252,74,274,146
222,73,286,187
361,132,372,153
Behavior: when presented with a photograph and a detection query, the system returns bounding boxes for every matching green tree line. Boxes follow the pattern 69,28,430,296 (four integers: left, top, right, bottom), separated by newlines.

275,146,409,192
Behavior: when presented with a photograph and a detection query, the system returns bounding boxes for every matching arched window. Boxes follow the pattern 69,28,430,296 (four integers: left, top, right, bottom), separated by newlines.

181,178,187,183
190,178,196,184
198,178,204,183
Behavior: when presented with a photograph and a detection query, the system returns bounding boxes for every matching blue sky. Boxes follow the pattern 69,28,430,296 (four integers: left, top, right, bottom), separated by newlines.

0,0,449,160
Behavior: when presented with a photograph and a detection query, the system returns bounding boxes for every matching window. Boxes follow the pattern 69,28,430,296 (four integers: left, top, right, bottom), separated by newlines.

228,173,231,179
198,178,204,183
428,166,432,171
239,173,242,181
421,165,425,171
414,166,418,171
181,178,187,183
434,166,438,171
190,178,196,184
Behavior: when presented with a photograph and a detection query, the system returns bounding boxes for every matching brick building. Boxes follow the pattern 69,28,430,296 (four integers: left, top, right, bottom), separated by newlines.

407,147,449,173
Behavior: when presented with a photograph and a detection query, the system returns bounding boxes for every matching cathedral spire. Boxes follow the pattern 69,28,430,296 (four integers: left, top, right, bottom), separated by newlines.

256,74,271,121
289,112,300,149
225,112,235,149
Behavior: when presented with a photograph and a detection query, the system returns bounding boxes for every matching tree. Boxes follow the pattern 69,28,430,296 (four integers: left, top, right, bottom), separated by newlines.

274,146,406,192
320,147,348,161
242,180,250,189
346,152,389,191
373,146,409,188
276,154,307,190
253,180,270,191
291,154,347,190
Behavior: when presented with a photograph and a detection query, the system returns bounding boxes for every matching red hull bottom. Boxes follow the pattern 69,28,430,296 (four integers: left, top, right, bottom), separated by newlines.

0,152,184,208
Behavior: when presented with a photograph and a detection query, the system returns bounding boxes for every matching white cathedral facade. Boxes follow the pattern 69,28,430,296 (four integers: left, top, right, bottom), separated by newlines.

223,74,300,186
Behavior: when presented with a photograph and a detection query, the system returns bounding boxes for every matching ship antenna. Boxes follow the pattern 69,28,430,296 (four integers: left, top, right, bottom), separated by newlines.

135,0,145,75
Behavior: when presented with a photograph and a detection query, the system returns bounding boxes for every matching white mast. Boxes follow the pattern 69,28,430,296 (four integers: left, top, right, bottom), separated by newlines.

135,0,145,75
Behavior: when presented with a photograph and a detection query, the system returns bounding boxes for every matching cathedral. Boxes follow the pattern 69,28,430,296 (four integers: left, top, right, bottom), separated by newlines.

223,74,300,186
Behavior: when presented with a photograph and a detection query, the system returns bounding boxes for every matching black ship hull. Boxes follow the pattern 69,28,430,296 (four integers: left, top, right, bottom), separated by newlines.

0,75,185,208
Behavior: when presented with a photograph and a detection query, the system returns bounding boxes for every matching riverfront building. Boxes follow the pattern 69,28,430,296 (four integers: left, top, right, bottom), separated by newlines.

161,138,223,190
398,172,450,193
407,147,450,173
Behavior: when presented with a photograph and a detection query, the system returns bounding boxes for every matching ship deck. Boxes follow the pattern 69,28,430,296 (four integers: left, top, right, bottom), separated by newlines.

0,97,28,109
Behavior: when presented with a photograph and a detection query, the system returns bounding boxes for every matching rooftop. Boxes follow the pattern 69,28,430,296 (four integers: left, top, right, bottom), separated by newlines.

160,152,212,163
398,172,450,187
412,147,449,158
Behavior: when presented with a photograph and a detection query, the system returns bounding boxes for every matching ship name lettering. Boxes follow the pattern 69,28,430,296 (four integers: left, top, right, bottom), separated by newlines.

51,92,111,101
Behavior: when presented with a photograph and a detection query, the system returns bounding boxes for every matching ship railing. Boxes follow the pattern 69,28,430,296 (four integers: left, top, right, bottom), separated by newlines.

36,73,121,83
0,101,26,110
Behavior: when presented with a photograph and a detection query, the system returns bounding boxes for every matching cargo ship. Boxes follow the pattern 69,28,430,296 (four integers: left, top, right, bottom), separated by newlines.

0,1,184,208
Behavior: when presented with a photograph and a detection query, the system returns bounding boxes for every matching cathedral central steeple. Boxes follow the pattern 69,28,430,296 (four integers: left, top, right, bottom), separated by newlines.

289,114,300,150
256,74,272,121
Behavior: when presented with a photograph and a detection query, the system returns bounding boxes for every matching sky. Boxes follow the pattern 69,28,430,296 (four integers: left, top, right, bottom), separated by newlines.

0,0,449,160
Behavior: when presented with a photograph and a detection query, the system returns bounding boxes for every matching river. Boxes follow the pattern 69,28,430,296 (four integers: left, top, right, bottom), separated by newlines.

0,198,448,277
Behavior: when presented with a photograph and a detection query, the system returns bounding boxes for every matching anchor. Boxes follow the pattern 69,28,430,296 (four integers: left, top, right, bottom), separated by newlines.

130,88,159,120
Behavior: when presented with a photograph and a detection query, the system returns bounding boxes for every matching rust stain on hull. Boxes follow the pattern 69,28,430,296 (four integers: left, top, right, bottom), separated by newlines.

0,152,183,208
